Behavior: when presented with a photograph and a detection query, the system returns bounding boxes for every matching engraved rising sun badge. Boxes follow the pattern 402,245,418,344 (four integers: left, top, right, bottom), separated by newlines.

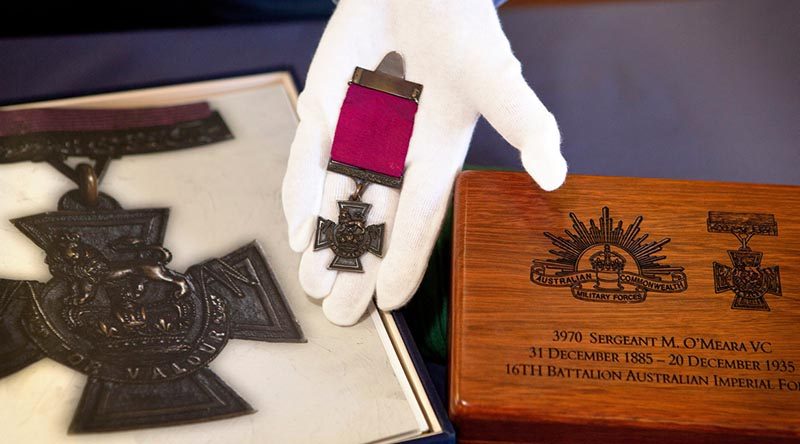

0,104,304,433
707,211,781,311
530,207,688,303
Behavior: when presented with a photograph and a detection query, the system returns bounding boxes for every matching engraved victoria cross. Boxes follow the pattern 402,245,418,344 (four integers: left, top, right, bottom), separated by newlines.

707,211,782,311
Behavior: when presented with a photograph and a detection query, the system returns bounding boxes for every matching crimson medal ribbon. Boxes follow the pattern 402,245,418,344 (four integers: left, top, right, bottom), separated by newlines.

314,52,423,272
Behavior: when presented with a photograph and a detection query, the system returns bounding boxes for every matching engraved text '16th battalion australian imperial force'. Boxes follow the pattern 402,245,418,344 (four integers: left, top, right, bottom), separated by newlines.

0,104,304,433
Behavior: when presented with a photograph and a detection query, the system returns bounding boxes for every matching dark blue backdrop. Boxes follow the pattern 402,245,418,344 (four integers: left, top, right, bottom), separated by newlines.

1,0,797,185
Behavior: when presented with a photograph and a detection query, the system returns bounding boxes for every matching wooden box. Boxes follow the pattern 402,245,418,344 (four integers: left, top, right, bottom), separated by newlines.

450,172,800,443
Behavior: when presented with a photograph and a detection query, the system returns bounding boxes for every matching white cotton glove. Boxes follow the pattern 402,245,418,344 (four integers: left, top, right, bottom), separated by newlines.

282,0,567,326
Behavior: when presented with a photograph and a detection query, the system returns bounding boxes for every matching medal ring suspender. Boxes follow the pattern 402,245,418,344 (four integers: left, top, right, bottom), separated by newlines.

76,163,99,207
314,51,423,273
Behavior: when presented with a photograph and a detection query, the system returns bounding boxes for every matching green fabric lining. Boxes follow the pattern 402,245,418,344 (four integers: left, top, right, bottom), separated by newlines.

401,165,512,363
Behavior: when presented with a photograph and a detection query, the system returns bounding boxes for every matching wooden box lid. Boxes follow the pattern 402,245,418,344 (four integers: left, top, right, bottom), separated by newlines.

450,171,800,443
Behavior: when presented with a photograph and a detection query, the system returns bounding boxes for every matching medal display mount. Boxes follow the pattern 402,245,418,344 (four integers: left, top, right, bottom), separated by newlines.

451,171,800,444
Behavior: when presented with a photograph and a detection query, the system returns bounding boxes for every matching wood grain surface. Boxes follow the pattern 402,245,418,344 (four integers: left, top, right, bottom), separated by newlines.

450,172,800,443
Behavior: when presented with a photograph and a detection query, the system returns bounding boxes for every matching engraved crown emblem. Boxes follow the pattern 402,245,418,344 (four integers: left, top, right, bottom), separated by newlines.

34,224,201,355
73,278,197,354
589,244,626,272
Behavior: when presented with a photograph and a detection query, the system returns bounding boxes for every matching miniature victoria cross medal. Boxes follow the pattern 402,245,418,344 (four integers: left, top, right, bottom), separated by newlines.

0,104,304,433
314,51,423,272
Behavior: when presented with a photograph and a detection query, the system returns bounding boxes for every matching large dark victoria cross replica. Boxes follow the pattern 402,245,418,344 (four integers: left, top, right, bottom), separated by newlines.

0,104,304,433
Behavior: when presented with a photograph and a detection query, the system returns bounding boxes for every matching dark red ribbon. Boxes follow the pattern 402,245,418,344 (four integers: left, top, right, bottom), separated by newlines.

329,84,418,179
0,102,211,137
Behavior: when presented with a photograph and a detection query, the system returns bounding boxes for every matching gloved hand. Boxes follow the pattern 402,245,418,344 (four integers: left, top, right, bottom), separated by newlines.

282,0,566,326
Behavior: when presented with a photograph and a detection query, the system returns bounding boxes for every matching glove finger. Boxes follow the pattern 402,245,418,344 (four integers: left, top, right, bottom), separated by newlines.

321,255,381,326
480,73,566,191
322,182,399,326
304,0,389,95
296,172,353,298
375,130,470,311
282,116,331,253
461,3,566,191
298,245,337,299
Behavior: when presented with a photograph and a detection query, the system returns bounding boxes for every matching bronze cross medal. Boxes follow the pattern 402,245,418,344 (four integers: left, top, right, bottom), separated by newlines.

313,51,422,272
314,182,385,272
0,105,304,433
707,211,782,311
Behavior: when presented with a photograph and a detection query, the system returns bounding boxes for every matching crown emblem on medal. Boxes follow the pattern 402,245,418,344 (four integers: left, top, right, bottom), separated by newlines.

40,231,197,353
